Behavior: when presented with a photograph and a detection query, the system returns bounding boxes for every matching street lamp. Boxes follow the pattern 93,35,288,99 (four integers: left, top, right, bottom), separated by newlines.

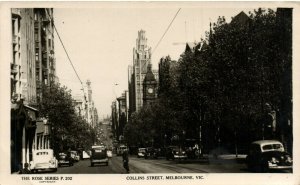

182,130,186,148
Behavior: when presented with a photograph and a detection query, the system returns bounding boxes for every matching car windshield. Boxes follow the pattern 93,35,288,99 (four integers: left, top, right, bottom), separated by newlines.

139,148,145,152
262,144,283,151
93,147,105,152
36,152,48,155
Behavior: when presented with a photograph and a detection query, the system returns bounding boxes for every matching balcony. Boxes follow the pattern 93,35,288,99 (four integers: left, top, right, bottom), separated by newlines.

11,63,18,75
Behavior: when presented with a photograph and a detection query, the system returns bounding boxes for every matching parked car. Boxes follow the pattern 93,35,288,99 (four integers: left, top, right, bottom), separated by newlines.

30,149,58,173
58,152,74,167
69,150,80,162
82,150,90,159
90,145,108,166
246,140,293,172
137,148,146,158
144,147,162,159
166,146,187,160
107,150,113,158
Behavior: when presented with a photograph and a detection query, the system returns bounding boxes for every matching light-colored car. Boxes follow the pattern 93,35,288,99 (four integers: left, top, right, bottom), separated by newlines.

70,151,80,162
137,148,146,158
82,150,90,159
246,140,293,172
107,150,113,158
30,149,58,173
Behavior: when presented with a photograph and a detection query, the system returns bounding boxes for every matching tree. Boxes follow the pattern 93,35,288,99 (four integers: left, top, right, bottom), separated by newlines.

38,83,96,154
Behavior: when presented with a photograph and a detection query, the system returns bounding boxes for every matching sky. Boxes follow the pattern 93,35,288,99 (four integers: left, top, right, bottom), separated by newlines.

53,2,273,119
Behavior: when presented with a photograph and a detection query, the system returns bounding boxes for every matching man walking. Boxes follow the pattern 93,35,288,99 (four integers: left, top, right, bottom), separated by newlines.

122,148,130,173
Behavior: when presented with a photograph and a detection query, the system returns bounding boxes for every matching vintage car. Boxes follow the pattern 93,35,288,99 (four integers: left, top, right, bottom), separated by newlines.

246,140,293,172
82,150,90,159
58,153,74,167
116,145,128,156
166,146,187,160
69,150,80,162
137,148,146,158
144,147,161,159
107,150,113,158
30,149,58,172
90,145,108,166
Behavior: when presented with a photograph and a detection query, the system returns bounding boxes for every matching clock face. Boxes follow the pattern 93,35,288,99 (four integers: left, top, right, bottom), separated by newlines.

147,88,153,94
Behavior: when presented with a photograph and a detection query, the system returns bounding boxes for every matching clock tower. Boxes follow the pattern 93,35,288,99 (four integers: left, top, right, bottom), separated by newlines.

143,63,157,106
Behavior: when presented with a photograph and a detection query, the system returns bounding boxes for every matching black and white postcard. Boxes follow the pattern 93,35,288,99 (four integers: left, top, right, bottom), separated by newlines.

0,1,299,185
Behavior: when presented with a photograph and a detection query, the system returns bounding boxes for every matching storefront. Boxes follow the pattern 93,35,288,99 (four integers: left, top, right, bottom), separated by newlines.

11,100,37,173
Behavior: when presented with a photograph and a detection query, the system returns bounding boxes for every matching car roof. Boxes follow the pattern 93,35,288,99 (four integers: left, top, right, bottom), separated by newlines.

252,140,282,145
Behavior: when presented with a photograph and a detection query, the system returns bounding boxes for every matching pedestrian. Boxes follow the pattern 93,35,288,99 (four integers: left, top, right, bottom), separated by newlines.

19,163,31,174
122,148,130,173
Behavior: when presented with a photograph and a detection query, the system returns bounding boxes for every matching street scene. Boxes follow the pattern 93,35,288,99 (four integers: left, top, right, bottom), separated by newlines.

10,5,293,175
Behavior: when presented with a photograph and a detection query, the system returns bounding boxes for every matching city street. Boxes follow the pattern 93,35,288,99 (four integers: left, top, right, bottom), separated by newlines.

52,155,248,174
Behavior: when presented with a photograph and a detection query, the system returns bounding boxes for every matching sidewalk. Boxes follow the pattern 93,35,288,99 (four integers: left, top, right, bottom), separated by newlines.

176,154,247,164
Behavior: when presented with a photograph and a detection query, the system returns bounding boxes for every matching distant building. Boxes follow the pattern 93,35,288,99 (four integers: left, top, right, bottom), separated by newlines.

128,30,158,115
111,101,118,138
117,92,127,142
73,93,88,119
84,80,98,128
231,11,250,26
143,63,158,106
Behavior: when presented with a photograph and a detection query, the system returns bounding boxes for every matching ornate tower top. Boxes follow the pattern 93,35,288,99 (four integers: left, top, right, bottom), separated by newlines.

136,29,148,51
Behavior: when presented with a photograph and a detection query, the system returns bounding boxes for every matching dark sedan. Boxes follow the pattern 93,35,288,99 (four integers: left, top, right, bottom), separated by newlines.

166,146,187,160
246,140,292,172
58,153,74,167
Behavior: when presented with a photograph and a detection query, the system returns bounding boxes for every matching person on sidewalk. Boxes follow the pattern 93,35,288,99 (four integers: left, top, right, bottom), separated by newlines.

122,148,130,173
19,163,31,174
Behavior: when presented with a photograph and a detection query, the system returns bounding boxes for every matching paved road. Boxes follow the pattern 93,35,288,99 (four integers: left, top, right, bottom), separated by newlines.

48,154,247,174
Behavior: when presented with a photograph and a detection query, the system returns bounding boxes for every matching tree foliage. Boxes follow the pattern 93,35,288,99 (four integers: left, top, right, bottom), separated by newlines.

39,83,96,154
125,8,292,154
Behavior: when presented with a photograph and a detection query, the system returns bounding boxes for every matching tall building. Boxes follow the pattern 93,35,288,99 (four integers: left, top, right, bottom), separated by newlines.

128,30,158,114
85,79,98,127
11,8,39,173
34,8,57,104
32,8,56,157
73,93,88,119
10,8,57,173
11,8,22,102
